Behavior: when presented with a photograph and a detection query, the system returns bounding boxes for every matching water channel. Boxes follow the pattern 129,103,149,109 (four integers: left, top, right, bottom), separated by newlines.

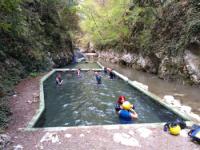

100,61,200,116
35,62,185,127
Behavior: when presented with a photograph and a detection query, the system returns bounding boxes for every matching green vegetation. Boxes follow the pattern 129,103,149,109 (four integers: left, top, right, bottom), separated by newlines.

79,0,200,83
0,0,79,129
1,0,200,130
79,0,131,47
79,0,157,51
29,72,39,77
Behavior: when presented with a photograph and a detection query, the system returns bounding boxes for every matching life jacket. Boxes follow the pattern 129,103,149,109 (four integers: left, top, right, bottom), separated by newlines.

118,110,133,124
188,124,200,143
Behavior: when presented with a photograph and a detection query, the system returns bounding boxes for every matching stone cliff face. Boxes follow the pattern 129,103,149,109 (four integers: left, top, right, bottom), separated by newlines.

97,1,200,85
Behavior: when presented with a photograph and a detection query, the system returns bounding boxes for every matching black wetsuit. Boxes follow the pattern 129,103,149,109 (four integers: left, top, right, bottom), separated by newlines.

109,71,115,79
95,75,102,84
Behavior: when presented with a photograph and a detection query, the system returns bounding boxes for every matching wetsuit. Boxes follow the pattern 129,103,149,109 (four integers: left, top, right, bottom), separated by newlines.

95,75,102,84
115,103,121,112
104,68,107,74
118,110,133,124
56,77,62,85
109,71,115,79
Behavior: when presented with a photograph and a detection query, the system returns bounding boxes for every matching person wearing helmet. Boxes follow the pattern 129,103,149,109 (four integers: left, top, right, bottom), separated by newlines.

118,101,138,124
115,96,135,112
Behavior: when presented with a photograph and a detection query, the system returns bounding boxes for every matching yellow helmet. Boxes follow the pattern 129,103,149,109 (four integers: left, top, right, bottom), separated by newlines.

122,101,131,110
169,124,181,135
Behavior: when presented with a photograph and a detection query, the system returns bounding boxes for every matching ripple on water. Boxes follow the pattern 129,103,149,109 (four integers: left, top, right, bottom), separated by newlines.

63,104,69,108
64,122,69,126
70,95,75,99
88,106,96,111
95,110,105,116
99,92,106,96
73,111,79,115
106,109,115,114
75,120,81,125
84,121,93,126
101,102,114,107
111,95,115,98
104,120,114,124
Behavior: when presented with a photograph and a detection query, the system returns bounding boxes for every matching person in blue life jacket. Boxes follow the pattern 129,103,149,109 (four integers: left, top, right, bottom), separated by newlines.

56,73,63,85
118,101,138,124
95,71,102,84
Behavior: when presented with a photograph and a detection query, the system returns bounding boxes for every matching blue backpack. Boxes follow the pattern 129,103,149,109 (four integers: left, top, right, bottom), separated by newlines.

188,124,200,143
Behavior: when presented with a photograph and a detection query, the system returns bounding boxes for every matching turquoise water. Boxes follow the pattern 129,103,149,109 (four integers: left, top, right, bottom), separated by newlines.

35,70,184,127
64,62,101,69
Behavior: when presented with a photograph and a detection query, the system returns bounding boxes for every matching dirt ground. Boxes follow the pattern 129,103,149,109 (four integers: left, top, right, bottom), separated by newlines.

5,75,200,150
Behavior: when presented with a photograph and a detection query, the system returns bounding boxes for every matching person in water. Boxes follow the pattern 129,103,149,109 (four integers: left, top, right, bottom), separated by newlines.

107,68,115,79
115,96,135,112
77,68,81,77
95,71,102,84
104,67,107,74
118,101,138,124
56,73,63,85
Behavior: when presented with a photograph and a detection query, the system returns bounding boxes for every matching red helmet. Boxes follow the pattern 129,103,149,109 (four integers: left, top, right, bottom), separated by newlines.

117,96,126,104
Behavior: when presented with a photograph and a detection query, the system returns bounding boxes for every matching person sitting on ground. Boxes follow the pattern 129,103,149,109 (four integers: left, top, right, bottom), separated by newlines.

95,71,102,84
118,101,138,124
56,73,63,85
115,96,135,112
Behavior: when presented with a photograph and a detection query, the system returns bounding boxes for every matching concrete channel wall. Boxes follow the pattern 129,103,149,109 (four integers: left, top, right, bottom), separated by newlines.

27,62,200,130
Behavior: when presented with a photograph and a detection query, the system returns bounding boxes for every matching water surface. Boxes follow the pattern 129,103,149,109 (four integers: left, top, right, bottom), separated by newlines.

35,71,184,127
100,61,200,115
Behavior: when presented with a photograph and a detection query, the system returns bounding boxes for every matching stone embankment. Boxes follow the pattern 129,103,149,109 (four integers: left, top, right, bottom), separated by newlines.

97,50,200,85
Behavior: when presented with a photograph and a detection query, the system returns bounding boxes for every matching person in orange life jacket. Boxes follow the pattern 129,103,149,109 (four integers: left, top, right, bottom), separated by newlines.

56,73,63,85
115,96,135,112
118,101,138,124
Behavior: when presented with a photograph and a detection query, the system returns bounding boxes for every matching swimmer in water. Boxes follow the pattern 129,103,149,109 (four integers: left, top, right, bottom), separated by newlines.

95,71,102,84
56,73,63,85
77,68,81,77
